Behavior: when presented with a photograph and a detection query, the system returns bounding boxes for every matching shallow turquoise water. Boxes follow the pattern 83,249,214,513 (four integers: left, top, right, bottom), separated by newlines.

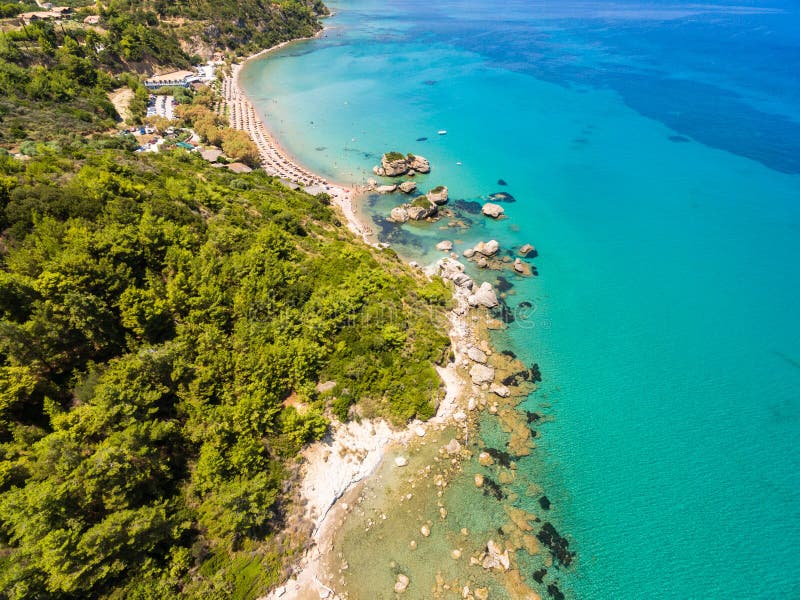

242,1,800,597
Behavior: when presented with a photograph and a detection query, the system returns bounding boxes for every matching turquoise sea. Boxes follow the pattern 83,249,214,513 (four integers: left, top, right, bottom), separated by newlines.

241,1,800,597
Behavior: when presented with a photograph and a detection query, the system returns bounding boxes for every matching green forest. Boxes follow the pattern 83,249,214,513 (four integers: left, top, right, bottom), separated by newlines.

0,1,454,598
0,149,451,598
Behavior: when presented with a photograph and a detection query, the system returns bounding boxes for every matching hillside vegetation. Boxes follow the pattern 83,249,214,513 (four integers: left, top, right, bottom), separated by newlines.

0,0,324,145
0,149,451,598
0,1,456,597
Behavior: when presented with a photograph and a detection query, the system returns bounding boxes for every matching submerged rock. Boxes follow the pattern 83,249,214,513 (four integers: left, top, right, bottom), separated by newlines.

436,240,453,252
532,568,547,583
484,447,514,468
489,191,516,203
547,583,565,600
454,199,483,214
482,476,505,500
537,522,574,566
539,495,551,510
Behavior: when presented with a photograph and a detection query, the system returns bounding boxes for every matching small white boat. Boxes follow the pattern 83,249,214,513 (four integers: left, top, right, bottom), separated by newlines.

438,129,448,135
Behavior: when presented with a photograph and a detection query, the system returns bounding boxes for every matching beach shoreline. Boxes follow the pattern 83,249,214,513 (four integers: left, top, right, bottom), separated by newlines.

232,27,549,598
222,32,373,244
230,31,491,600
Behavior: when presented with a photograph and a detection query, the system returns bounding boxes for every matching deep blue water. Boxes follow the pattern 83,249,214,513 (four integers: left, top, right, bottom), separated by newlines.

241,1,800,597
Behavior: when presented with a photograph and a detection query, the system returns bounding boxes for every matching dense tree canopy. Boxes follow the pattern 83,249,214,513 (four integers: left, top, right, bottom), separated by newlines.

0,150,451,598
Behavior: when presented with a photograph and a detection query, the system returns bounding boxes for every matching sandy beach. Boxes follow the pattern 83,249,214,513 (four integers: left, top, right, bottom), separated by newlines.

222,39,372,243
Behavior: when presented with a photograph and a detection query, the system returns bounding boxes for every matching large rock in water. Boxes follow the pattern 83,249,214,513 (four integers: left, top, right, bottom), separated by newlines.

377,184,397,193
473,240,499,256
436,240,453,252
405,197,437,220
390,206,410,223
481,202,505,218
470,363,495,385
399,180,417,194
380,152,410,176
427,186,449,205
394,574,410,593
409,154,431,173
482,540,511,572
468,282,499,308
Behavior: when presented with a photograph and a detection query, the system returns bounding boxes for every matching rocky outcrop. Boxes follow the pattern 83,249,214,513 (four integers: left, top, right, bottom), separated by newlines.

409,154,430,173
437,257,473,289
473,240,499,256
481,202,505,218
373,152,430,177
481,540,511,572
399,180,417,194
406,205,428,220
470,363,495,385
468,282,499,308
391,196,437,222
519,243,537,257
467,347,487,363
374,152,410,177
490,383,510,397
377,184,397,193
513,258,532,276
427,185,449,205
390,206,410,223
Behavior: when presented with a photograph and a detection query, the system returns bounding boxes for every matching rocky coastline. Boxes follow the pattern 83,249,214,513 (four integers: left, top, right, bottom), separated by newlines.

236,38,566,598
